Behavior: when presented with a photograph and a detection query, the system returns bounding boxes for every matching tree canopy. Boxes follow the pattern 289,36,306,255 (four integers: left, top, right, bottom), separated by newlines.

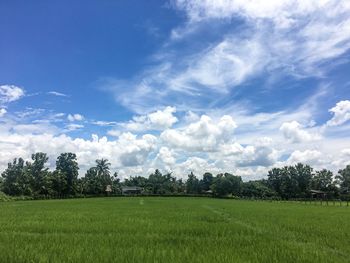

1,152,349,200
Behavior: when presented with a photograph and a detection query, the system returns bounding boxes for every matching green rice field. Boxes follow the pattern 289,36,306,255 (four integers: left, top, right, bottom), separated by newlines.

0,197,349,263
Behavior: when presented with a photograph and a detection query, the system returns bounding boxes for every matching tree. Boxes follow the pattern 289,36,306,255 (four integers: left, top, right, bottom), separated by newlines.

27,152,50,196
84,167,100,195
224,173,242,195
211,173,242,197
267,164,313,199
112,172,121,194
186,172,200,194
51,170,67,198
1,158,31,196
55,153,79,196
146,169,178,194
267,167,283,197
294,163,313,197
241,180,277,198
211,174,232,197
95,158,112,194
311,169,333,191
336,164,350,194
200,172,213,192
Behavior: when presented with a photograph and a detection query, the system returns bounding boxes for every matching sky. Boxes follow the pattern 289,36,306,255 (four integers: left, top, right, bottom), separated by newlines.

1,0,350,180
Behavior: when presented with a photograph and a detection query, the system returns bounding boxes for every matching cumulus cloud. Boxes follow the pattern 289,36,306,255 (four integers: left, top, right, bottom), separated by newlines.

287,149,323,165
154,147,177,171
156,147,176,165
172,157,218,178
117,133,157,167
67,113,84,122
326,100,350,126
119,106,178,131
331,148,350,168
161,115,237,152
0,132,157,174
280,121,321,143
0,85,25,103
216,137,278,168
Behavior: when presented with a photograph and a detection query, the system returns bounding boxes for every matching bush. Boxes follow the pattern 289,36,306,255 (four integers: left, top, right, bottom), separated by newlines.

0,191,12,202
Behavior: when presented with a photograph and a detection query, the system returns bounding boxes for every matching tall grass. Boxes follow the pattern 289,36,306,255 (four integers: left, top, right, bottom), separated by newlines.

0,197,349,262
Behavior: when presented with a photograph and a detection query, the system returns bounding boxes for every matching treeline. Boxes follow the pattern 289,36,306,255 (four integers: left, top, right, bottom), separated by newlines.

0,152,349,200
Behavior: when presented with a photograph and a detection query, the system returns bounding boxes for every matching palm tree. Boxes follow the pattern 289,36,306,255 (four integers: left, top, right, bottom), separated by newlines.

95,158,111,177
94,159,112,193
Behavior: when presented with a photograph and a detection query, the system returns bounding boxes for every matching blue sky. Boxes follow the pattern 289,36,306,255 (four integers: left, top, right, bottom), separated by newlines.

1,0,350,179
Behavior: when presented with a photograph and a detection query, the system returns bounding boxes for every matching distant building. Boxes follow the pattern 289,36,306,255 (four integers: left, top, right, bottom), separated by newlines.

122,186,143,195
105,185,112,193
310,189,327,199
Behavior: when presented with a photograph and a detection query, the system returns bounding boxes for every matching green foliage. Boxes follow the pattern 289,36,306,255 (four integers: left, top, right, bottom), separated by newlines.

267,163,333,199
82,159,113,195
55,153,79,196
0,151,349,200
241,180,277,198
1,158,31,196
186,172,201,194
336,165,350,194
0,191,12,202
200,172,213,191
27,152,51,197
211,173,242,197
51,170,68,198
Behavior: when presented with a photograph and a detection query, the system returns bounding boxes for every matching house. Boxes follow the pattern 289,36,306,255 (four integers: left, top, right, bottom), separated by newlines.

122,186,143,195
310,189,327,199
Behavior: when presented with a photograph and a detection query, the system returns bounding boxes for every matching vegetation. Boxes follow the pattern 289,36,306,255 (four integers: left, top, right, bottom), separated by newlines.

1,152,350,200
0,197,349,263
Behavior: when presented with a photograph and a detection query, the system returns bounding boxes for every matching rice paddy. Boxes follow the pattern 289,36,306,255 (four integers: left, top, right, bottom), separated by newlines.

0,197,349,263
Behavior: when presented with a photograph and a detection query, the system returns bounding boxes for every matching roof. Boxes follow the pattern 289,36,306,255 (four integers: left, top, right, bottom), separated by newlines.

310,189,326,194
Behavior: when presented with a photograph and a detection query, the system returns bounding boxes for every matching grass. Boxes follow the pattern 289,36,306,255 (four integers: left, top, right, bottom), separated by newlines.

0,197,349,263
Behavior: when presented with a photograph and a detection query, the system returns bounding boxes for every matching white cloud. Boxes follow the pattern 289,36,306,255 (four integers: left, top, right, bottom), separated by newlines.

326,100,350,126
117,133,157,167
287,149,323,165
47,91,68,97
120,106,178,131
215,137,279,168
67,113,84,122
0,85,25,103
65,124,84,131
168,38,266,94
105,1,350,113
280,121,321,143
184,111,200,123
0,108,7,117
92,121,117,126
176,0,350,75
172,157,218,178
161,115,237,152
155,147,176,167
1,106,349,178
331,148,350,168
0,132,157,175
107,129,121,137
175,0,336,23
